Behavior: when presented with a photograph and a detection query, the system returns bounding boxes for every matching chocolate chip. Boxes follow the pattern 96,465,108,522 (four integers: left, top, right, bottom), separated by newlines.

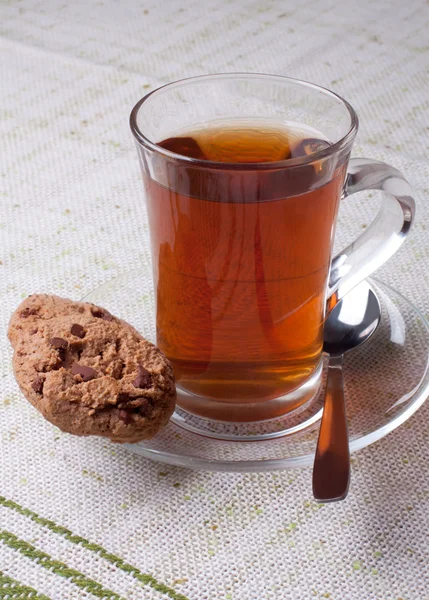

91,308,114,321
50,337,68,361
117,392,130,406
118,409,134,425
20,307,38,318
117,395,150,414
50,337,68,350
133,365,152,389
135,397,150,416
32,377,44,394
71,363,98,382
70,323,85,338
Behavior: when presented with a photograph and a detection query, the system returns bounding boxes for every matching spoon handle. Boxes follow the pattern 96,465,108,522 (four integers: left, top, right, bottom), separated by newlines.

312,355,350,502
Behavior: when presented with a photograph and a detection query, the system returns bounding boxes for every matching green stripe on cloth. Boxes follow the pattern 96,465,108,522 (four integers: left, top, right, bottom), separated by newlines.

0,496,189,600
0,531,125,600
0,570,51,600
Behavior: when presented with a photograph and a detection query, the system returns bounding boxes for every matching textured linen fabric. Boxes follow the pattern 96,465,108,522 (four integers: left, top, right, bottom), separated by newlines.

1,1,429,599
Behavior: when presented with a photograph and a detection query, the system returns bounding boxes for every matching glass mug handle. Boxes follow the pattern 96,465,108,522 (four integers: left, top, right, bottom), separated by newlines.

328,157,415,306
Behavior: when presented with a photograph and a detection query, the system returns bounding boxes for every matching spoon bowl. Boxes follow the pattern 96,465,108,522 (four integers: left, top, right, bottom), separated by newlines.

323,283,382,356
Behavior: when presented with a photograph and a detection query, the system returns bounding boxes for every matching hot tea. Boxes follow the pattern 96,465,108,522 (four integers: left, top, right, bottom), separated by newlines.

143,122,346,421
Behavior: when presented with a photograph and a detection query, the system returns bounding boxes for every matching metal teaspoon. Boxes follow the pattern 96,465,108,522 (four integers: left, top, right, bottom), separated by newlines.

312,281,381,502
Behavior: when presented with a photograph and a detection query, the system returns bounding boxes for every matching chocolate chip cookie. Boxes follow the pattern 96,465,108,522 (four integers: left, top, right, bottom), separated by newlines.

8,294,176,443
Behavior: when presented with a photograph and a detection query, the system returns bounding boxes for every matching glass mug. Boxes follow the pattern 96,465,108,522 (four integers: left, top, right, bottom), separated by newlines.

130,74,414,424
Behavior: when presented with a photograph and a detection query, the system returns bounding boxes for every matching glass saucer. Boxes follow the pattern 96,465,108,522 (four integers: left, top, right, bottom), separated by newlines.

84,269,429,472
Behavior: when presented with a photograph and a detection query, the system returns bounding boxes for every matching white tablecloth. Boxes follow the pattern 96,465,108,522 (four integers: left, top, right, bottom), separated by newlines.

1,1,428,598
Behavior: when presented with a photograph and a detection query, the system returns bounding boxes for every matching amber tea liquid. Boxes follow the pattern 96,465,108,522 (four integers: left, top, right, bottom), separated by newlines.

143,122,346,421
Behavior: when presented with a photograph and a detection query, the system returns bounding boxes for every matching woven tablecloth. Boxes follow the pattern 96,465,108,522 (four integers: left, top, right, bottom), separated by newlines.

1,1,429,598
